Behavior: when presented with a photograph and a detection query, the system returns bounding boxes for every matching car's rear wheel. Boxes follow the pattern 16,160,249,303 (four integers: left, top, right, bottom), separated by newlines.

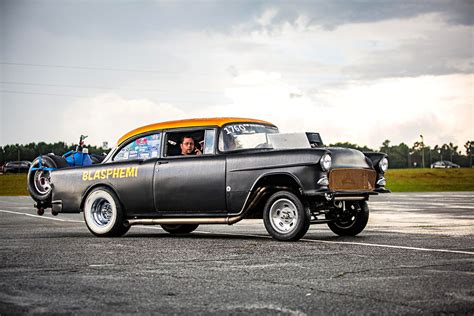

161,224,199,234
326,201,369,236
263,191,310,241
27,155,68,202
83,187,130,237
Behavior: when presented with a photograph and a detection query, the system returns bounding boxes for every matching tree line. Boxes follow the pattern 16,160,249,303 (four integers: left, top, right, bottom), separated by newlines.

330,140,473,168
0,142,107,165
1,140,473,168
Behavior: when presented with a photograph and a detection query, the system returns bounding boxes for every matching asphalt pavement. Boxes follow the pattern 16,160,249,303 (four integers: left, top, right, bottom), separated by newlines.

0,193,473,315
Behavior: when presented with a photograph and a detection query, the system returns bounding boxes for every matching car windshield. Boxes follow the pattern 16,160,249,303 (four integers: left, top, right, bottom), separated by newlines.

219,123,279,151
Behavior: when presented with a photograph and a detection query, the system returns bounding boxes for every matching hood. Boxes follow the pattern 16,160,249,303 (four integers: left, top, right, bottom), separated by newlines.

325,147,372,169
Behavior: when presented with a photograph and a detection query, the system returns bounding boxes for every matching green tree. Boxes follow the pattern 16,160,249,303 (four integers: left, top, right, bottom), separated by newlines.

329,142,375,152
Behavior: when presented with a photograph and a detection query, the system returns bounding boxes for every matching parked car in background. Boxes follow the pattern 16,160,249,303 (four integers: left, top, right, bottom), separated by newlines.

430,161,460,168
4,161,32,173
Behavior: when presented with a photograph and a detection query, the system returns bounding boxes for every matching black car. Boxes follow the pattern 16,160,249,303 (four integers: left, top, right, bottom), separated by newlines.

4,161,31,173
27,118,389,241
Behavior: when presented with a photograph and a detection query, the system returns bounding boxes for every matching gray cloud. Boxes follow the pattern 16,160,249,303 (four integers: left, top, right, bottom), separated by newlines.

344,26,473,79
2,0,472,42
275,0,473,29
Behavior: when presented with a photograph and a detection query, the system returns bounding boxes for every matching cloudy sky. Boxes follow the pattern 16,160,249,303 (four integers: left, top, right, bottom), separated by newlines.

1,0,472,150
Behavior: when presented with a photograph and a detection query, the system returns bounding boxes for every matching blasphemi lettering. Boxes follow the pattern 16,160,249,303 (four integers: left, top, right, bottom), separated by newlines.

82,167,138,181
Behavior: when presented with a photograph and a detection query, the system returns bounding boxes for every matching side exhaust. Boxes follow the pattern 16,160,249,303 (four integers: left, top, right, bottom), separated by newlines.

126,215,245,226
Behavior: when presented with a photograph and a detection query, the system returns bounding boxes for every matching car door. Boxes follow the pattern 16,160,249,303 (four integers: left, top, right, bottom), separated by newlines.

154,129,226,213
110,132,162,215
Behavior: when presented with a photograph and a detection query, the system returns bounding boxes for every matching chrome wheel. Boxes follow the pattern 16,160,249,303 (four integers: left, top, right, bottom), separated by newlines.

269,198,299,234
91,198,113,227
33,170,51,195
263,191,310,241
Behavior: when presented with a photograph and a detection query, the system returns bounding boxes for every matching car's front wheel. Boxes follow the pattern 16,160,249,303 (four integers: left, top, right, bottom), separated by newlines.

263,191,310,241
326,201,369,236
161,224,199,234
83,187,130,237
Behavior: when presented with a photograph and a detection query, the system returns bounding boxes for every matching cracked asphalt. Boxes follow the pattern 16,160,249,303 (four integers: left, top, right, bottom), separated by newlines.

0,193,473,315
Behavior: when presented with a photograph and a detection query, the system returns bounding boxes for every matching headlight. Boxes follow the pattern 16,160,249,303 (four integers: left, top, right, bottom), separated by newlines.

379,157,389,173
320,153,332,171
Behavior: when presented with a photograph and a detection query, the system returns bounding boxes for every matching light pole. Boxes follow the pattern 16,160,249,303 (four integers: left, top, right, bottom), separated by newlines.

420,135,425,168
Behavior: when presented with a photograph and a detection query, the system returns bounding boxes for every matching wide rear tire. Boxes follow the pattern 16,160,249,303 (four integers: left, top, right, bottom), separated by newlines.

83,187,130,237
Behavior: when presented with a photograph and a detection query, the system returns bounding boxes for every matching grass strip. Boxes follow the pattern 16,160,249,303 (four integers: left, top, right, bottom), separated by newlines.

0,173,28,196
0,168,473,196
385,168,474,192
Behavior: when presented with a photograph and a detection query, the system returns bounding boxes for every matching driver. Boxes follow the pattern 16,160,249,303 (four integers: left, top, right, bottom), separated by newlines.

180,136,202,156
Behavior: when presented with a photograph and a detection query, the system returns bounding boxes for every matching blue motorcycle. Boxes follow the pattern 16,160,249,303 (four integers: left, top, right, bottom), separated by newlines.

27,135,103,215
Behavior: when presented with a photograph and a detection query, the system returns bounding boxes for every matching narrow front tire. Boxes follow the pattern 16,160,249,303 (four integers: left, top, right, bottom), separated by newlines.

327,201,369,236
263,191,310,241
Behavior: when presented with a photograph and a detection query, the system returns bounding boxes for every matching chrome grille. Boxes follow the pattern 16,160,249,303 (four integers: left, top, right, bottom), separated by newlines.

328,168,376,191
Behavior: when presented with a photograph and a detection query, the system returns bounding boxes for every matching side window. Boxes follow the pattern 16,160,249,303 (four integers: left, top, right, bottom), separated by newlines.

165,129,216,157
203,129,216,154
114,133,161,161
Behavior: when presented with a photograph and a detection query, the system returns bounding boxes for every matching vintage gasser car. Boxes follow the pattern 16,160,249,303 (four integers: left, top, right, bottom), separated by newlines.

28,118,389,241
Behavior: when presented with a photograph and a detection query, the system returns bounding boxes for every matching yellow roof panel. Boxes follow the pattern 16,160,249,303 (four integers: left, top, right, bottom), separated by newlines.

117,117,275,145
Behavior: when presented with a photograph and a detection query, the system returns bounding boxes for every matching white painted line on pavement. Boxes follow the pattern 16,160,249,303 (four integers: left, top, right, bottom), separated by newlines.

0,209,83,223
194,230,474,256
299,238,474,255
135,227,474,255
2,210,472,255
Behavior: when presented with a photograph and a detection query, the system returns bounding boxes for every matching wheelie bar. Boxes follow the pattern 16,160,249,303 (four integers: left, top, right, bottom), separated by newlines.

34,201,56,216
